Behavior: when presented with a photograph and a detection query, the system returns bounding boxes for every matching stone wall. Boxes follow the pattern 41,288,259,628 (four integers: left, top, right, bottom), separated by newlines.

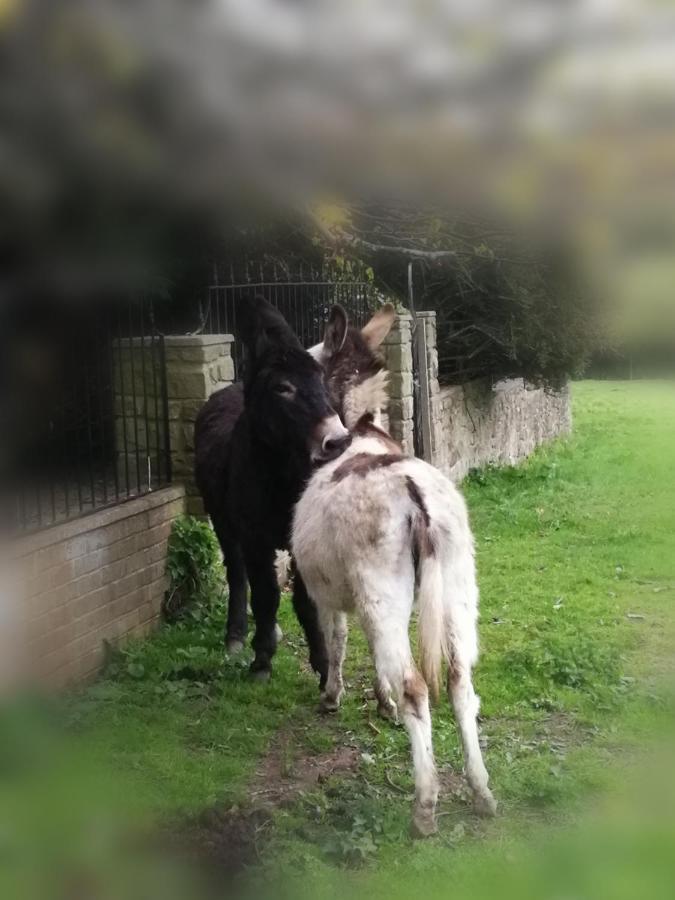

434,379,572,481
383,308,572,480
4,485,185,690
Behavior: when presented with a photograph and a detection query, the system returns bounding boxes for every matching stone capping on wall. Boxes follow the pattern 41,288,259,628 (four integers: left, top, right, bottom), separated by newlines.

9,484,186,560
120,335,234,348
5,484,186,690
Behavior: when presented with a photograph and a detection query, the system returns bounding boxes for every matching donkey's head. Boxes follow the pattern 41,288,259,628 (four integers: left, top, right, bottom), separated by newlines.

238,296,350,464
310,304,396,429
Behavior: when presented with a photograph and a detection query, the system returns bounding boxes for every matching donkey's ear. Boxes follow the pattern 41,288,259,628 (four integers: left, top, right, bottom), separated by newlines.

322,305,349,357
236,295,301,360
361,303,396,350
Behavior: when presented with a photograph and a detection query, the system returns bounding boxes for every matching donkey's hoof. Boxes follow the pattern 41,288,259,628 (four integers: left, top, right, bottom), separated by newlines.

274,623,284,643
250,668,272,683
249,664,272,683
411,810,438,838
226,639,245,655
377,698,399,725
319,692,341,714
473,790,497,818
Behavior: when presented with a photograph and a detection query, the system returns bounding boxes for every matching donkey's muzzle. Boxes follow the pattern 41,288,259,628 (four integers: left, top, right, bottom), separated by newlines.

321,432,352,460
312,416,351,463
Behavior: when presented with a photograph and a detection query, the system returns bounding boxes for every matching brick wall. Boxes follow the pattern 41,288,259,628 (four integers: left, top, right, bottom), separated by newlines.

1,332,235,691
4,485,185,690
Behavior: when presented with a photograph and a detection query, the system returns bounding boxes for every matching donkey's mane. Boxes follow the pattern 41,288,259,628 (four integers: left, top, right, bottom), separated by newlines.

342,368,389,430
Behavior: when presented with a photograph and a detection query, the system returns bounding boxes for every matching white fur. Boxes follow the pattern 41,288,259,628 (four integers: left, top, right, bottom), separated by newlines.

292,377,496,833
308,341,324,361
342,369,389,429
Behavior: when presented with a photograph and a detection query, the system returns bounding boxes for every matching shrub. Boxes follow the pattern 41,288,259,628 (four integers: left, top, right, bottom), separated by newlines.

374,238,596,388
164,516,221,621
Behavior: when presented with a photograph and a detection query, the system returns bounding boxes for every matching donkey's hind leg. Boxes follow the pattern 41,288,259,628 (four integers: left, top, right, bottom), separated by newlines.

374,677,398,723
447,660,497,817
319,610,348,712
211,514,248,654
362,611,438,836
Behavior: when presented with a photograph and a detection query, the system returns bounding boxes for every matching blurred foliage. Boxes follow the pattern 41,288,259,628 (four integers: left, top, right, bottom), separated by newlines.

317,205,599,387
412,241,594,388
0,3,620,383
590,253,675,377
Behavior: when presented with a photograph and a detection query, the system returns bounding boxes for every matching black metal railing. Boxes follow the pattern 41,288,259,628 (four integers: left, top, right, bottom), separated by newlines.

201,262,378,376
2,299,171,536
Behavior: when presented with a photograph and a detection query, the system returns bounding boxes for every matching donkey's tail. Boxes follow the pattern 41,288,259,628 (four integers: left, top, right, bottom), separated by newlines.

417,547,445,703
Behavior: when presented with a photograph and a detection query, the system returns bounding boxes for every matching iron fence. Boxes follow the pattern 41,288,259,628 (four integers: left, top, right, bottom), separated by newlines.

2,299,171,536
201,262,378,376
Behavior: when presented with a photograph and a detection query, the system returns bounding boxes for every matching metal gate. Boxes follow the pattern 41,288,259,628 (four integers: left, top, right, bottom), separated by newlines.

3,299,172,535
200,261,378,377
407,262,434,462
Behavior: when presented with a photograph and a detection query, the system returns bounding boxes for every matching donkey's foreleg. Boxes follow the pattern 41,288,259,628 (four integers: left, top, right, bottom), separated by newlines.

291,570,329,688
243,545,281,681
223,540,248,654
319,611,348,712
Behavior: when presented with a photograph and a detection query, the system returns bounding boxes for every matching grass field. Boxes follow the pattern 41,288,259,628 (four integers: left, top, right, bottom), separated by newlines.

3,381,675,899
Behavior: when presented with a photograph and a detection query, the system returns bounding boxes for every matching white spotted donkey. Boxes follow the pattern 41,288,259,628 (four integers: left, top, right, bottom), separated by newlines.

294,307,497,836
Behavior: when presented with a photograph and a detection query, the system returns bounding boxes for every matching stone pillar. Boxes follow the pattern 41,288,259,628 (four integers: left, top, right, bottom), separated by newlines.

114,334,234,517
383,312,415,456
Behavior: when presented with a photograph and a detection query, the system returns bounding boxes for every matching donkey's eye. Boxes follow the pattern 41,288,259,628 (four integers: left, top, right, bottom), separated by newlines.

274,381,296,399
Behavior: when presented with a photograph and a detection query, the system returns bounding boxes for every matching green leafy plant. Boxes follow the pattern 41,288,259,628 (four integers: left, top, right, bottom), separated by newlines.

164,516,222,622
293,780,407,867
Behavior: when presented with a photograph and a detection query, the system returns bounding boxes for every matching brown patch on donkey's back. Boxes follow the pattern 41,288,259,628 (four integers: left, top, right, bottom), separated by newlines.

331,451,402,483
352,412,402,454
406,475,434,558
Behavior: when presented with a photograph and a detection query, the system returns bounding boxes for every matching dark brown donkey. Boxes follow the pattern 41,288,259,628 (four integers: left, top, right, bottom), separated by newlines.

194,297,395,683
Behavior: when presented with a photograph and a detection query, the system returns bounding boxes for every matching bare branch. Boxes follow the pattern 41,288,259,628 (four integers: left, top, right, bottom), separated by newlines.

308,207,457,261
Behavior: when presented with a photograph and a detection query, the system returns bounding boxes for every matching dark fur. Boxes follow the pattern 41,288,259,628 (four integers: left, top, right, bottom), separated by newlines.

194,301,392,683
194,297,344,682
406,475,435,585
404,476,431,531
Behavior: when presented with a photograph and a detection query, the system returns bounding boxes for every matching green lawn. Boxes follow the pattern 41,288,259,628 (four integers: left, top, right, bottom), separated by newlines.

2,381,674,899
